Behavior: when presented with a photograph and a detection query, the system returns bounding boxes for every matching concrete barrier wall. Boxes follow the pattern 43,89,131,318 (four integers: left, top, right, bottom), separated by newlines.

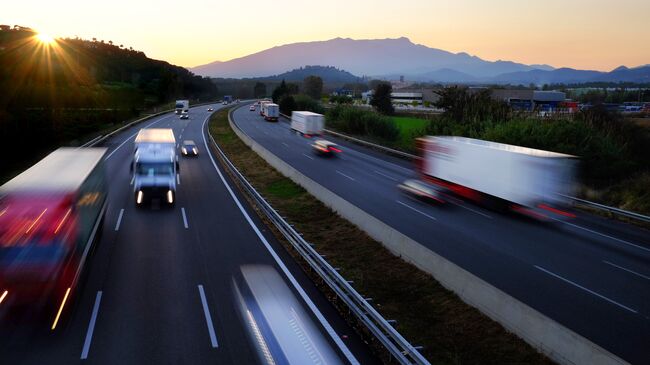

227,111,628,365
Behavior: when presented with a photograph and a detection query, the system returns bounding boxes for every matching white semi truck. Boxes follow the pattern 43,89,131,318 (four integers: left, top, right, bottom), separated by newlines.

175,100,189,114
290,111,324,136
262,103,279,122
132,128,178,207
416,136,577,219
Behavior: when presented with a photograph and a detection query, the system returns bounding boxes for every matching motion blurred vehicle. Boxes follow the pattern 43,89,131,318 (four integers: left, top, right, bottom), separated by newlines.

291,111,324,136
417,136,576,219
0,148,107,327
179,111,189,120
181,140,198,157
398,179,445,203
249,105,256,111
233,265,343,365
223,95,233,104
259,100,271,116
132,129,178,207
311,139,341,156
175,99,189,114
262,102,279,121
207,107,214,112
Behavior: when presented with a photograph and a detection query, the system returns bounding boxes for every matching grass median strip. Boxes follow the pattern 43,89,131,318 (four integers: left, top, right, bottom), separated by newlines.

209,108,552,365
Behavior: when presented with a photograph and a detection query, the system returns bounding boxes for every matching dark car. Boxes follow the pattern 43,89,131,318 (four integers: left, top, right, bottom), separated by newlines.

179,112,189,120
181,140,198,157
207,107,214,112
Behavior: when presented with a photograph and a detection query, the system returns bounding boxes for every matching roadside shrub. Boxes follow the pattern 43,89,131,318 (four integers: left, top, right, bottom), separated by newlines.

293,94,324,114
326,105,399,141
279,95,297,115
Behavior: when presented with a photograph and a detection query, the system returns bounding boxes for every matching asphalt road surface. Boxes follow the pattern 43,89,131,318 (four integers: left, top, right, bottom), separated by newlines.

232,105,650,364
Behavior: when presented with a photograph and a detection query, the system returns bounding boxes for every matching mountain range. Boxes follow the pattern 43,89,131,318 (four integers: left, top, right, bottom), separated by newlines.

191,37,650,85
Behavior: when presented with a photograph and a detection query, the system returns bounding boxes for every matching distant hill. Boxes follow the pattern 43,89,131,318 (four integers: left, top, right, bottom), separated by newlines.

258,65,360,83
191,37,553,79
490,65,650,85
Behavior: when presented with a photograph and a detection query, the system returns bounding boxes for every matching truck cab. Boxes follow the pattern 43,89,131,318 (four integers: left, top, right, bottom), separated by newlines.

133,144,178,207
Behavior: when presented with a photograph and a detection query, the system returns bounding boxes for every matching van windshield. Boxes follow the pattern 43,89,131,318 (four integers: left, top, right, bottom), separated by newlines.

136,162,173,176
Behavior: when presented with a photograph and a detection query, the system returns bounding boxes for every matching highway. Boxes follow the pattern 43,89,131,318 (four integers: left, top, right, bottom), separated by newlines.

0,104,378,364
232,105,650,364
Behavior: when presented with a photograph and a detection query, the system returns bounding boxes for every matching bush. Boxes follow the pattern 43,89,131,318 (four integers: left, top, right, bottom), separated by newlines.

279,95,297,115
293,94,324,114
326,105,399,141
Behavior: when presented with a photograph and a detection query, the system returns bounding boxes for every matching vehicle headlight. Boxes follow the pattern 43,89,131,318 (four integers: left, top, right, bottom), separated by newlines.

192,148,197,154
136,190,143,204
182,147,187,154
167,190,174,204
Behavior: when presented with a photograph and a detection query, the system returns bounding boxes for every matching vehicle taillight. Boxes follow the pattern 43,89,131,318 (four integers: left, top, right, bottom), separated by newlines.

537,204,576,218
329,147,342,153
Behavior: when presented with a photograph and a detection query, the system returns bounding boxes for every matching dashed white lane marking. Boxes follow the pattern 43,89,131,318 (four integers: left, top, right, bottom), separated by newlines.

396,200,437,221
181,207,189,229
198,285,219,348
114,209,124,231
335,170,355,181
603,260,650,281
80,291,103,359
177,173,181,185
302,153,314,160
534,265,637,313
373,170,398,182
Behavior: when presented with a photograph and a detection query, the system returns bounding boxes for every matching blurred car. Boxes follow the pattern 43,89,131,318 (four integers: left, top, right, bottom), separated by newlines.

222,101,228,105
311,139,341,156
179,112,189,120
249,105,256,111
181,140,198,157
207,107,214,112
398,179,445,203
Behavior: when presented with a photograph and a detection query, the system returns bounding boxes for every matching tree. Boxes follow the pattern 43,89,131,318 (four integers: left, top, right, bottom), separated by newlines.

303,75,323,99
253,82,267,98
370,82,394,115
272,79,289,103
279,95,297,115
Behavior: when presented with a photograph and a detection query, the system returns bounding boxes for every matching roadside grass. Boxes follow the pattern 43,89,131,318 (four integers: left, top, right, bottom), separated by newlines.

392,116,429,150
209,108,552,365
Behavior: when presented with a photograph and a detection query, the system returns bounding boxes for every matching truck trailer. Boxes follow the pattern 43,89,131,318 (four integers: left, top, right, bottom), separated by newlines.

291,111,324,136
175,100,189,114
417,136,576,219
262,103,279,122
132,129,178,207
0,148,108,325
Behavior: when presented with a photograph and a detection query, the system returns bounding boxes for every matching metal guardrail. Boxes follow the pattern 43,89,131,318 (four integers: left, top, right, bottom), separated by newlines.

562,195,650,223
214,107,430,364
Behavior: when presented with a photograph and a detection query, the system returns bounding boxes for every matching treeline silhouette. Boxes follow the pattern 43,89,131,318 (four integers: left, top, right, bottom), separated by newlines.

0,26,217,180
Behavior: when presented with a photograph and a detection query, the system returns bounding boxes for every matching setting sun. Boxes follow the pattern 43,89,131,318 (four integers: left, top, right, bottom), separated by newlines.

36,33,55,44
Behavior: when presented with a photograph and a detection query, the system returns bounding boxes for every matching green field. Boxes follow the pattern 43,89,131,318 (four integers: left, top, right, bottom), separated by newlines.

392,116,430,149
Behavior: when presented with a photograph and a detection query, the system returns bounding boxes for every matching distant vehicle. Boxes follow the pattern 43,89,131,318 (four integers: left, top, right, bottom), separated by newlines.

223,95,233,104
416,136,576,220
262,103,279,122
181,140,198,157
179,112,189,120
132,129,178,207
259,100,271,116
175,100,189,114
0,148,107,326
398,179,445,203
311,139,341,156
249,105,256,111
291,111,324,136
207,107,214,112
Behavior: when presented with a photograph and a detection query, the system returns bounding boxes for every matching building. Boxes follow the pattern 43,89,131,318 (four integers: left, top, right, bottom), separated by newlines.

490,89,566,111
362,88,440,106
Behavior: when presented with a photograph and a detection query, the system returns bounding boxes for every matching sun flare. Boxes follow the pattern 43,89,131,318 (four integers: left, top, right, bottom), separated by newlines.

36,33,55,44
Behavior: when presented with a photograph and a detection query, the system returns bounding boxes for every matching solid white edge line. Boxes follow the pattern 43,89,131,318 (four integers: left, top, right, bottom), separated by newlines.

201,115,359,365
558,220,650,253
603,260,650,281
181,207,189,229
80,291,103,359
534,265,637,313
335,170,355,181
105,115,169,160
114,209,124,231
396,200,437,221
198,285,219,348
